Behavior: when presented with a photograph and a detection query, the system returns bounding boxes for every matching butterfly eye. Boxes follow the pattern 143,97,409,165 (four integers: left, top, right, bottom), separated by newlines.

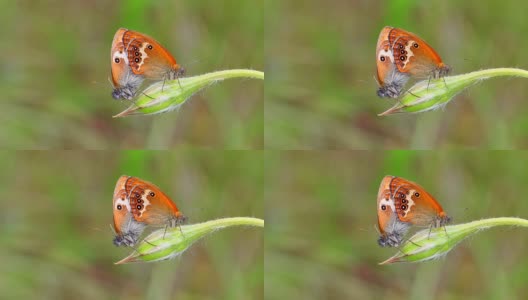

413,43,419,48
133,46,138,51
414,192,420,197
135,193,141,198
399,56,406,61
114,58,120,63
401,199,407,204
117,205,122,210
135,52,140,56
147,45,153,50
381,205,387,210
401,205,407,210
149,192,155,197
400,193,405,198
399,44,404,49
380,56,385,62
134,58,140,63
137,199,142,203
400,50,406,54
137,205,142,210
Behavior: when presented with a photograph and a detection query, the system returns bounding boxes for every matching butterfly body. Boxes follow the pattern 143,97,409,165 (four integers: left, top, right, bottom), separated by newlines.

110,28,185,100
376,175,450,247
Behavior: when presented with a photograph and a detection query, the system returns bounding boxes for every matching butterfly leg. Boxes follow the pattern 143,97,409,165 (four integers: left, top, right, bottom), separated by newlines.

144,239,157,247
426,76,432,91
427,224,433,239
162,225,169,239
442,224,450,240
140,91,154,99
176,77,183,90
405,89,420,98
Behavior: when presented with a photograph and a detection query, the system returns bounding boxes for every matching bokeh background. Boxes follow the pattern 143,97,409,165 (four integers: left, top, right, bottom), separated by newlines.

1,1,263,149
265,151,528,299
0,151,263,299
266,0,528,149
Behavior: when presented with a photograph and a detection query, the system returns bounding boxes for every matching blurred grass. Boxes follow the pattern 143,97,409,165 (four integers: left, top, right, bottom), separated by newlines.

0,151,263,299
265,151,528,299
0,1,263,149
266,0,528,149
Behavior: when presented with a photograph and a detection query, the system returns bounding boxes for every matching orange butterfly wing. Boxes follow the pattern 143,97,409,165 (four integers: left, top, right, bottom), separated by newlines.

121,30,182,80
376,176,396,235
122,176,185,227
110,28,145,99
388,28,448,78
388,176,448,226
375,27,410,98
112,176,146,246
112,175,131,235
375,27,395,86
376,176,412,247
110,28,128,88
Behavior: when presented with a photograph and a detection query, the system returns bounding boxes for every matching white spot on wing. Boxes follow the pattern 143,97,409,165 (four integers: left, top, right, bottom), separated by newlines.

135,43,149,71
402,40,416,69
115,196,131,211
379,197,396,212
378,48,394,63
113,50,128,63
137,189,151,217
401,189,415,217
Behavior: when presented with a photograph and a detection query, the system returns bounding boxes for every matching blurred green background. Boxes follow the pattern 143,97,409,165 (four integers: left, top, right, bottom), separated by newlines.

266,0,528,149
0,151,263,299
1,1,263,149
265,151,528,299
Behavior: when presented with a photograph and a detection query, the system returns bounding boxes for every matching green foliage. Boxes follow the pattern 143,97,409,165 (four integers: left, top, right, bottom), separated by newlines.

1,1,263,149
265,152,528,299
266,0,528,149
0,151,263,299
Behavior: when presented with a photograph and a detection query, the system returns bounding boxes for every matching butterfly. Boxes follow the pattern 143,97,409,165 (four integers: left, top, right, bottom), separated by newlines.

110,28,185,100
112,176,146,247
376,26,450,98
386,27,450,80
375,26,411,98
112,175,187,247
376,175,450,247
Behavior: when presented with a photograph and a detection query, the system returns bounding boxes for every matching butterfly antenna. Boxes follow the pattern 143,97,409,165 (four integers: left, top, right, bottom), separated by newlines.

107,76,114,88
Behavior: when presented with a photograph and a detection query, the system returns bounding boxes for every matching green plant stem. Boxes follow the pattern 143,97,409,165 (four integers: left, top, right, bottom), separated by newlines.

381,217,528,264
116,217,263,264
380,68,528,115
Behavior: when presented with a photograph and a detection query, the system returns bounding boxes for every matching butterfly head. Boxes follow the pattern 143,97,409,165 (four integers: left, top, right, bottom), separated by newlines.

166,65,185,80
112,84,137,100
